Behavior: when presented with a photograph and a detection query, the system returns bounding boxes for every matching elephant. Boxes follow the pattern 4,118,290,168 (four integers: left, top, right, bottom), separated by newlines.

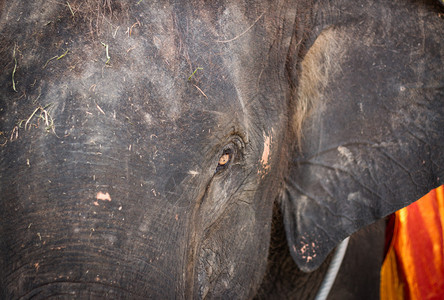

0,0,442,298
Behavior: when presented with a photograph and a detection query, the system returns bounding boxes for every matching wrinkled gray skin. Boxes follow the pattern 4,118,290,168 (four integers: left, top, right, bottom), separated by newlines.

0,0,443,299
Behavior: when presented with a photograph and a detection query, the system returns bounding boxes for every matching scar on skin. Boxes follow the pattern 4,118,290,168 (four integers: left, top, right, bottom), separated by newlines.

95,191,111,205
259,132,272,175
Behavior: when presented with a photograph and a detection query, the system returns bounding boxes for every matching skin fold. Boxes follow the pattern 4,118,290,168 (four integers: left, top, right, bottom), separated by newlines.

0,0,442,298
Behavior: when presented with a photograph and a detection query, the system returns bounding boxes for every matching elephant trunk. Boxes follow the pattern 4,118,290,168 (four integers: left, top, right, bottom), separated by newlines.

0,138,197,299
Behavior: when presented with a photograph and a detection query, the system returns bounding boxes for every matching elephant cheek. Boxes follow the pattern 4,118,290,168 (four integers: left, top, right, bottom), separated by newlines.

195,202,272,298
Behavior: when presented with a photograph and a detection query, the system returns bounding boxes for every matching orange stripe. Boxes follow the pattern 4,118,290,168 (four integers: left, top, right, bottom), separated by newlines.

381,186,444,300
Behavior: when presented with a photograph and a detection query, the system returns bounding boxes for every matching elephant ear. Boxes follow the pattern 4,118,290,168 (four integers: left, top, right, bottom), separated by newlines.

283,4,444,272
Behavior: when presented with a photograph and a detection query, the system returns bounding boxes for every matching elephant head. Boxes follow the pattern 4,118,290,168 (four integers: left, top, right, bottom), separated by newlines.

0,0,442,298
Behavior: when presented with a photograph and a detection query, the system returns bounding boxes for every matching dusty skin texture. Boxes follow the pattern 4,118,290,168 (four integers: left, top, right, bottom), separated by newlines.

0,0,443,299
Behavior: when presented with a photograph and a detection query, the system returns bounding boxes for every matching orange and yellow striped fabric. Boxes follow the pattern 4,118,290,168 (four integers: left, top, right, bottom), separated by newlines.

381,186,444,300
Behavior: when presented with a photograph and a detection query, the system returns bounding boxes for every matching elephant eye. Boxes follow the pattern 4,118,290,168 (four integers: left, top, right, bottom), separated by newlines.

215,149,232,173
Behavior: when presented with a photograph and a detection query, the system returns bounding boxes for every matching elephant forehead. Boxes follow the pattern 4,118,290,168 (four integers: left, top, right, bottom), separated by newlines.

0,0,290,152
46,66,244,165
